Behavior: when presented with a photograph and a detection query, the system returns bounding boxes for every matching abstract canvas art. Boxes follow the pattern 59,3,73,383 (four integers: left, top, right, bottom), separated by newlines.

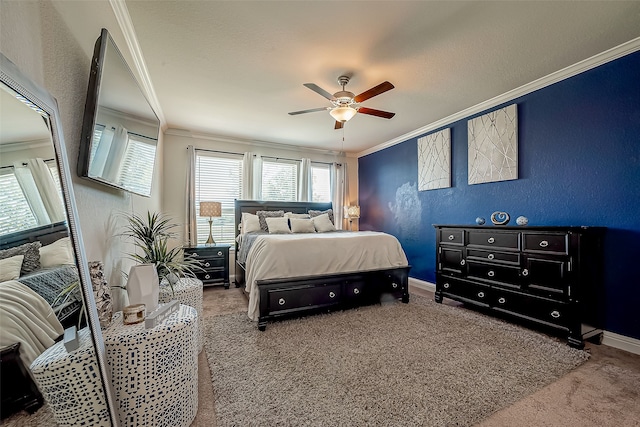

418,128,451,191
468,104,518,185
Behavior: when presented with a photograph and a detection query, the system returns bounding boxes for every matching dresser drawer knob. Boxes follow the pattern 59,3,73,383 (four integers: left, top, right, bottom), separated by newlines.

487,237,495,244
478,291,485,298
522,269,529,277
329,291,336,298
205,274,211,279
217,251,223,256
539,240,549,248
448,234,455,241
443,283,450,289
498,297,506,304
192,253,199,257
487,253,495,260
392,283,398,289
353,288,360,295
278,298,286,306
460,259,466,266
204,262,210,267
550,310,561,319
487,270,495,277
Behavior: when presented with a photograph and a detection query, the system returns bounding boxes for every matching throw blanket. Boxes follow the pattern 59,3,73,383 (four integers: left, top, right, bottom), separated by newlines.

245,231,409,320
0,280,64,367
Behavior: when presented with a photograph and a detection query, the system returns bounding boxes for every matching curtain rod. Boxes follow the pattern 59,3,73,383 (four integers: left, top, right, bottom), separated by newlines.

96,123,158,141
0,158,56,170
193,147,342,166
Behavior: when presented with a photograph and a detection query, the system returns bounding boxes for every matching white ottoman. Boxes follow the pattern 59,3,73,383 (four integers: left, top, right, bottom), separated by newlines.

30,327,111,426
159,277,203,351
103,304,198,427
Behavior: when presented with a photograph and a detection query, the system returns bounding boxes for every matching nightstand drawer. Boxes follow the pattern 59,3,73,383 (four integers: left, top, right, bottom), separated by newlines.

199,258,225,269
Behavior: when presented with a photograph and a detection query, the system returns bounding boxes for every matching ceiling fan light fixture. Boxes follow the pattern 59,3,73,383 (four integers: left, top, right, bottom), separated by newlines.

330,106,357,122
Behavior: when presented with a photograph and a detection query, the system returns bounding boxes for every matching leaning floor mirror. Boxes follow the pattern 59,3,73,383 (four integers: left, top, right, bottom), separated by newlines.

0,54,118,425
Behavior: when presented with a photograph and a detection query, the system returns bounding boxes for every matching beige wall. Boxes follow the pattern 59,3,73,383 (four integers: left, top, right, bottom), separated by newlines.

1,1,162,309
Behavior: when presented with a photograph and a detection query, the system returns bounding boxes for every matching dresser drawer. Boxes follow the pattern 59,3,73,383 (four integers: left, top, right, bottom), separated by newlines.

467,261,521,287
467,231,520,250
268,283,342,313
522,256,569,300
522,233,568,255
439,277,491,307
467,249,520,265
439,247,464,275
492,288,570,329
438,228,464,245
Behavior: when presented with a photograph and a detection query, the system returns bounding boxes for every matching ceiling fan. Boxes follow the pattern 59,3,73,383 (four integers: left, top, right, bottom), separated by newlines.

288,75,395,130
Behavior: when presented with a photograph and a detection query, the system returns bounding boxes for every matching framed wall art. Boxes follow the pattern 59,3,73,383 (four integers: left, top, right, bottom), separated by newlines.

418,128,451,191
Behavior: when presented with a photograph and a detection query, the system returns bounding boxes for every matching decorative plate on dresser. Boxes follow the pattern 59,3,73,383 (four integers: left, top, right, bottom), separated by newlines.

433,224,605,349
184,244,231,288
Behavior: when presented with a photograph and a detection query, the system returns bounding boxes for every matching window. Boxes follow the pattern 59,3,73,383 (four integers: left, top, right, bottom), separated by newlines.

195,153,243,245
261,159,298,201
0,171,38,235
311,163,331,202
118,136,156,195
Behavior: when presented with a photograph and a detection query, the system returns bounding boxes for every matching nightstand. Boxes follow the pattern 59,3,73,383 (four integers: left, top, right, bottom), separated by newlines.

184,244,231,288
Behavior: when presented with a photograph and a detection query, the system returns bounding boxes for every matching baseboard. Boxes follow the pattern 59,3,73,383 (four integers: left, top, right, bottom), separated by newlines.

409,277,436,293
602,331,640,355
408,278,640,355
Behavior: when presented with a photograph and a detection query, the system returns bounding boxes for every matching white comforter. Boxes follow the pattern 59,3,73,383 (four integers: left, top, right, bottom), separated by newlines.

245,231,408,320
0,280,64,367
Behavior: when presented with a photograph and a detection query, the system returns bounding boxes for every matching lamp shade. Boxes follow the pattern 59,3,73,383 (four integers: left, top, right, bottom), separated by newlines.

344,205,361,219
200,201,221,217
329,106,357,122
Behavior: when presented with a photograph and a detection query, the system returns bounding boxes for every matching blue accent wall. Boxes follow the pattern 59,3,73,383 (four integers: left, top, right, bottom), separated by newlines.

359,51,640,340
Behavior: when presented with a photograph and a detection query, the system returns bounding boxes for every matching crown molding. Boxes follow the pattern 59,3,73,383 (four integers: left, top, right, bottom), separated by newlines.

109,0,166,128
357,37,640,158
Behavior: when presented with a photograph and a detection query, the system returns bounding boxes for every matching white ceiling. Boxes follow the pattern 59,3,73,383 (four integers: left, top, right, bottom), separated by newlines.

60,1,640,154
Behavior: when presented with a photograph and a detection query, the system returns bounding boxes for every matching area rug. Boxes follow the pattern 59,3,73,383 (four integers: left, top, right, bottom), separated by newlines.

204,296,589,427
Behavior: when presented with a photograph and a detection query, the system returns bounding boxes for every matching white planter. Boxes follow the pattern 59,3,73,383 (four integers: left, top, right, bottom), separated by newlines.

126,264,159,313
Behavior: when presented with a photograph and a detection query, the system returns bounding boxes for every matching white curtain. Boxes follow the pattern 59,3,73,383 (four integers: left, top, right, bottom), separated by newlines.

88,126,113,178
330,162,349,230
185,145,197,246
242,152,262,200
101,124,129,183
26,158,65,223
298,158,312,201
13,162,49,225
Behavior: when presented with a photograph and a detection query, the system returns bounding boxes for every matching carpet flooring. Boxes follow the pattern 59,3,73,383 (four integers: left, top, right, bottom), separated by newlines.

204,296,589,427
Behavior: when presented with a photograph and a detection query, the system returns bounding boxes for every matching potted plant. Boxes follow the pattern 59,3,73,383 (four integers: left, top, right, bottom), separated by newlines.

121,211,202,295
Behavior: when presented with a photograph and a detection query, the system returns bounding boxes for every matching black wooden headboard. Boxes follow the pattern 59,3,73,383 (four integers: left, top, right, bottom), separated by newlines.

233,200,332,250
0,221,69,250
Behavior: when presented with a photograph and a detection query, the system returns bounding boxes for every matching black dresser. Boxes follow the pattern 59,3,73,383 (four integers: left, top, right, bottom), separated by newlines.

433,225,605,348
184,244,231,288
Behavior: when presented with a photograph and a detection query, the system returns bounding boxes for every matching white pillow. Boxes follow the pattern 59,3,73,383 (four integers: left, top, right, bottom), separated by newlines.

241,212,261,234
312,213,336,232
284,212,311,219
265,217,292,234
290,218,316,233
0,254,24,281
40,237,75,268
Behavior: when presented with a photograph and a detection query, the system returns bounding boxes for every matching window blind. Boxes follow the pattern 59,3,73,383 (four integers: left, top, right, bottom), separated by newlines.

261,159,298,201
118,137,155,195
311,163,331,202
0,172,38,234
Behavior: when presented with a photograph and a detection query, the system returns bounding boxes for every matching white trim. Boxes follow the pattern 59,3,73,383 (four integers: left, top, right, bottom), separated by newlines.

357,37,640,158
602,331,640,356
409,277,436,293
109,0,166,128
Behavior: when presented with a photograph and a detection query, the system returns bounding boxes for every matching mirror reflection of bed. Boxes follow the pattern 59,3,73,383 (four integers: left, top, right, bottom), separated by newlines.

0,78,84,418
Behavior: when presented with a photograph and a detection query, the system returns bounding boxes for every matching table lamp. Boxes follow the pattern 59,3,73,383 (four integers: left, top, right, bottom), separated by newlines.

200,201,222,245
344,205,360,231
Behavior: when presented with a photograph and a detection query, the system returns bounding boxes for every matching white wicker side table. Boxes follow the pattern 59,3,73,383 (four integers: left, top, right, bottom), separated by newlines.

159,277,203,351
103,304,198,427
30,327,111,426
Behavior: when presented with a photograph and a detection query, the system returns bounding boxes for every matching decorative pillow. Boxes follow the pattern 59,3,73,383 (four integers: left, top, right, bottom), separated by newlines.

88,261,113,329
290,218,316,233
241,212,261,234
309,208,334,225
0,255,24,282
312,213,336,232
265,217,292,234
40,237,75,268
284,212,311,219
0,241,41,275
256,210,285,231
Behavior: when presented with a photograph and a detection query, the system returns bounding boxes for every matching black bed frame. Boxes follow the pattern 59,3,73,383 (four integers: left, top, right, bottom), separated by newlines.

0,221,70,419
233,200,410,331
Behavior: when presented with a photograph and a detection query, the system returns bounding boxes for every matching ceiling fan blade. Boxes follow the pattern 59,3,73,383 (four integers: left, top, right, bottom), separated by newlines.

288,107,328,115
303,83,336,101
358,107,395,119
354,81,394,103
334,121,344,130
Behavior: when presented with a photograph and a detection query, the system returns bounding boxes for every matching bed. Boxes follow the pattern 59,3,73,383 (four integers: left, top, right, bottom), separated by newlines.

234,200,411,330
0,221,82,418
